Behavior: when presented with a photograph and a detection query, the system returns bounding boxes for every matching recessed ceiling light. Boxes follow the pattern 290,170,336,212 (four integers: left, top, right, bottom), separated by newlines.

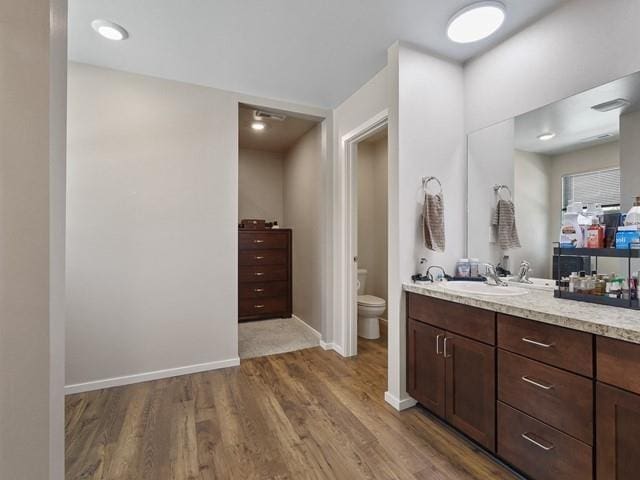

91,19,129,41
251,122,266,131
447,1,506,44
537,132,556,141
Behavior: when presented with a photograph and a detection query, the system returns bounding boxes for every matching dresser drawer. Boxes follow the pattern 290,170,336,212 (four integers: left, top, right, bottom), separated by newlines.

239,282,289,299
498,402,592,480
239,297,288,317
497,314,593,377
498,350,593,444
239,249,287,266
239,232,288,250
407,293,495,345
597,336,640,395
239,265,288,283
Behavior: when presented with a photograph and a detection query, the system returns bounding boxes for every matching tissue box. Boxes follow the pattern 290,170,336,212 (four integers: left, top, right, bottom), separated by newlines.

615,226,640,249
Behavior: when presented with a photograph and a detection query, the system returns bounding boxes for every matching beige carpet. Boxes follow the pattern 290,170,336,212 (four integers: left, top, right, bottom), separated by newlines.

238,317,321,359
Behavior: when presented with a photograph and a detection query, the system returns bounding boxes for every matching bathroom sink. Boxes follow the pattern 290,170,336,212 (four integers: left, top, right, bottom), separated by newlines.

443,281,528,297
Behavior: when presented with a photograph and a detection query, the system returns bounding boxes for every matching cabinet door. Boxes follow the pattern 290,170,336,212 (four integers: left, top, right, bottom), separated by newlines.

445,333,496,451
407,319,446,417
597,382,640,480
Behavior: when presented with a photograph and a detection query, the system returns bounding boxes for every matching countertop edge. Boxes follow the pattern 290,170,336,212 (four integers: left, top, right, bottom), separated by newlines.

402,282,640,345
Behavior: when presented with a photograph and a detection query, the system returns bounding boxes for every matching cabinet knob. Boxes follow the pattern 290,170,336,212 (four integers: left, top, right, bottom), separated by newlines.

254,288,265,293
254,239,265,244
255,256,265,260
254,304,265,309
254,272,264,276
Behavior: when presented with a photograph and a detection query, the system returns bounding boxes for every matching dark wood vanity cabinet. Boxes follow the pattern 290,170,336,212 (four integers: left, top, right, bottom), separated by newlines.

238,229,292,321
596,337,640,480
407,294,496,451
406,292,640,480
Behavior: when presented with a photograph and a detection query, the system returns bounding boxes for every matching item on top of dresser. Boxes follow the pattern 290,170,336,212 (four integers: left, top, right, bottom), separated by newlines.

615,225,640,249
240,218,266,229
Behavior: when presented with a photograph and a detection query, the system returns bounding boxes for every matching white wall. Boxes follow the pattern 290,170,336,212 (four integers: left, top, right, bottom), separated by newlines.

467,119,515,266
66,63,239,389
620,109,640,210
388,43,466,408
514,150,552,278
357,135,388,305
333,65,391,351
238,148,284,224
283,124,324,332
465,0,640,133
1,0,66,478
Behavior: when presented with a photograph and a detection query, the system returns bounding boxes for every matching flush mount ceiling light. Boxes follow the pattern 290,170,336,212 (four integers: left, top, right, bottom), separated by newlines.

447,1,506,44
537,132,556,141
251,121,266,131
591,98,631,113
91,19,129,41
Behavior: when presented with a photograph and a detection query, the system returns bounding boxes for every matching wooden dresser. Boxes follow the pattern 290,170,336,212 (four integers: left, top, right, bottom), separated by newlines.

238,229,292,322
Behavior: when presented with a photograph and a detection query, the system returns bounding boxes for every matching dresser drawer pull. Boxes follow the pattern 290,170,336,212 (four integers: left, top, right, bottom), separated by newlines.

254,272,265,276
436,334,443,355
522,337,554,348
254,288,265,293
521,432,554,451
253,239,265,244
254,304,265,309
443,337,452,358
254,256,265,260
521,376,553,390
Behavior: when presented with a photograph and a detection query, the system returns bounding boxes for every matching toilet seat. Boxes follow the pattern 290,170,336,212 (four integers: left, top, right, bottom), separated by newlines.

357,295,386,307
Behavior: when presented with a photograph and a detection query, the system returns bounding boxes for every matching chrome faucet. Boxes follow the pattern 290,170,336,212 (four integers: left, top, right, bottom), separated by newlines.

483,263,507,286
513,260,533,284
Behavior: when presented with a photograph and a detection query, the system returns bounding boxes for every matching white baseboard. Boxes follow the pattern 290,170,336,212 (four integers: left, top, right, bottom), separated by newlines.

385,391,417,411
292,315,347,357
292,314,322,339
64,357,240,395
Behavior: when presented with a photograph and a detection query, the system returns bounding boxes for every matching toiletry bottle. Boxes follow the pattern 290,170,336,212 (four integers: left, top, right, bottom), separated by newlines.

586,218,604,248
568,272,578,293
624,196,640,226
560,202,584,248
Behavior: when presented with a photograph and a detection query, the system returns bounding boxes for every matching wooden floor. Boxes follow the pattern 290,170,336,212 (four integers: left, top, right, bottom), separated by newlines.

65,337,516,480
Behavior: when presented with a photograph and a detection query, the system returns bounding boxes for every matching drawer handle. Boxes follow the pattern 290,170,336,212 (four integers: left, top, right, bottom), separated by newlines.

254,288,265,293
521,432,554,451
254,272,265,276
253,239,265,244
254,304,265,309
255,256,265,260
436,334,443,355
522,337,554,348
521,376,553,390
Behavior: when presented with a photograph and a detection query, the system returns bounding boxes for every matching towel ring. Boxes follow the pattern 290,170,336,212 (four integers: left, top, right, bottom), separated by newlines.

422,176,443,195
494,184,512,201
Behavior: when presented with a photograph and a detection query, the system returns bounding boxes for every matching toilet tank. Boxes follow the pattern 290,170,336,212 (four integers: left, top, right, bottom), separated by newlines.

357,269,367,294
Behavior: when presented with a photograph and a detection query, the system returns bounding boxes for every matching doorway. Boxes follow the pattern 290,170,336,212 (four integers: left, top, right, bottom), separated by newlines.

339,110,389,357
237,103,325,359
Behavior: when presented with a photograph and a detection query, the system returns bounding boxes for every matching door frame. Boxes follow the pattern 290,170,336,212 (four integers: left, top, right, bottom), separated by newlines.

338,109,389,357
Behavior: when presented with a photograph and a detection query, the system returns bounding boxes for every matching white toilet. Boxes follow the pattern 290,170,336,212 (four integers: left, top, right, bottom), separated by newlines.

357,269,386,339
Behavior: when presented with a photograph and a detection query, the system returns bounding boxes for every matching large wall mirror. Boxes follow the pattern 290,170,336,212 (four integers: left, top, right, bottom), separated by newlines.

467,70,640,280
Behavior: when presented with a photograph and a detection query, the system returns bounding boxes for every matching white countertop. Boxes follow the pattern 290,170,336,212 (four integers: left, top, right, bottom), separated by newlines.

403,281,640,345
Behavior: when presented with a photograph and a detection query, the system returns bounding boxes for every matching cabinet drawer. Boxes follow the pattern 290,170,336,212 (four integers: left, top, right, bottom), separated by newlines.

498,350,593,444
498,402,592,480
239,265,288,283
408,293,495,345
239,232,288,250
497,314,593,377
239,282,289,299
597,336,640,395
239,249,287,266
239,297,287,317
